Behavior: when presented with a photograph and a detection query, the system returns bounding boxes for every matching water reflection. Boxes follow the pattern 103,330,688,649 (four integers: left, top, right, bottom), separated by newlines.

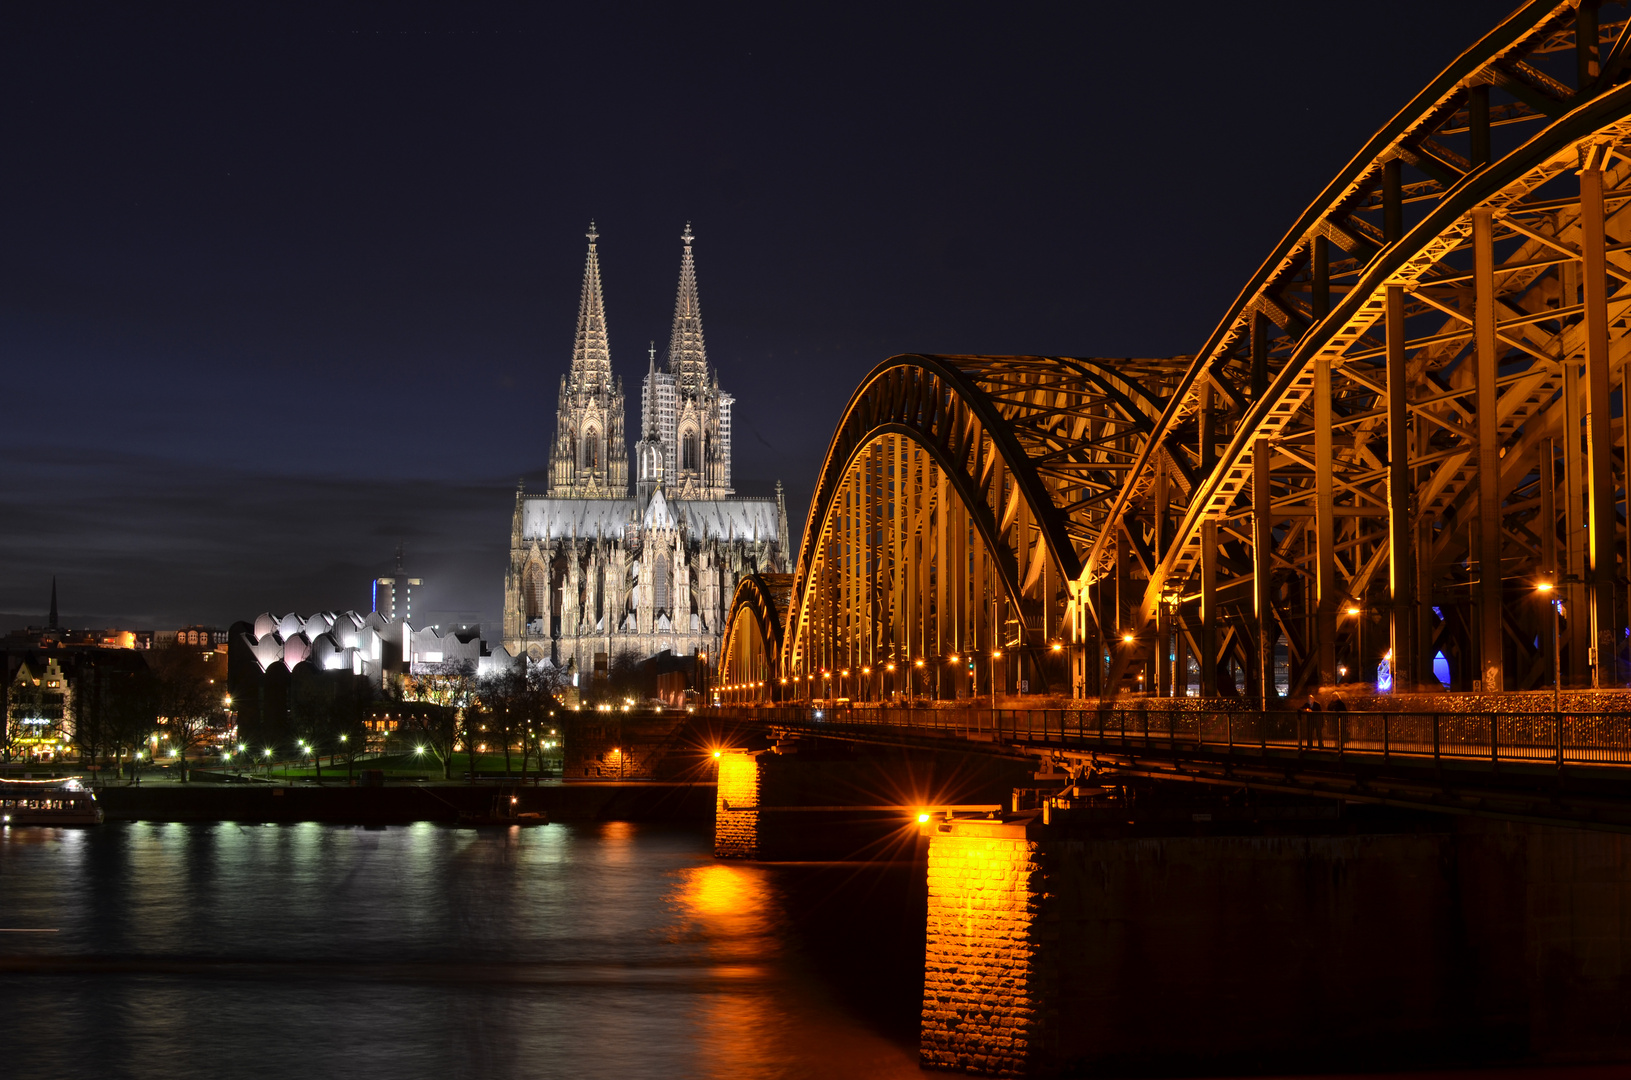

0,822,920,1080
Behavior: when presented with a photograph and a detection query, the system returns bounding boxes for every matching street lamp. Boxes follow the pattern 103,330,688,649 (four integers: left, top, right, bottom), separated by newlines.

1539,576,1562,714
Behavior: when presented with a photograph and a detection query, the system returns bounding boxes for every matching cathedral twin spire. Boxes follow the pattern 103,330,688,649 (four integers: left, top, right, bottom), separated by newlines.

548,221,628,499
567,221,614,393
552,222,730,501
667,222,709,393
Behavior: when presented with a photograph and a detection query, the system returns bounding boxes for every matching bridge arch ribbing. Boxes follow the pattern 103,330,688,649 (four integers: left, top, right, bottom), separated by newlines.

782,354,1185,700
1100,0,1631,700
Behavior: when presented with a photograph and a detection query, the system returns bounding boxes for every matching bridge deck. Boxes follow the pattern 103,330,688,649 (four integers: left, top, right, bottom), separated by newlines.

716,704,1631,832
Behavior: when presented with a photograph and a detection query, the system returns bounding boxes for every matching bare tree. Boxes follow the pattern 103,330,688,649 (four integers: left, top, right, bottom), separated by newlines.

402,672,474,780
148,647,226,782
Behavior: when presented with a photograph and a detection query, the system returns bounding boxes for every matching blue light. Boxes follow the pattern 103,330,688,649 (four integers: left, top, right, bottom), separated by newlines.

1432,650,1451,687
1376,657,1393,693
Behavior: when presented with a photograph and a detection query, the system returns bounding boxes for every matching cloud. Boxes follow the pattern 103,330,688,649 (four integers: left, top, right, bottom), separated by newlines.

0,447,516,633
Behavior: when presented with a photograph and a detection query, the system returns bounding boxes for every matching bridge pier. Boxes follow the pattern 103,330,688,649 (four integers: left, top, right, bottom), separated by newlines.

919,804,1631,1076
711,739,1030,861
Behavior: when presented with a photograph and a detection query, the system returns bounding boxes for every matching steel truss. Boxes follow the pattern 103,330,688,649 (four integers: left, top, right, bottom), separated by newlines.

778,355,1184,702
735,1,1631,705
1099,0,1631,703
718,573,791,705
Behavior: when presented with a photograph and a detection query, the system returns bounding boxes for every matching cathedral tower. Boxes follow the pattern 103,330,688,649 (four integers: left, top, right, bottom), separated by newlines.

642,223,733,499
549,223,629,498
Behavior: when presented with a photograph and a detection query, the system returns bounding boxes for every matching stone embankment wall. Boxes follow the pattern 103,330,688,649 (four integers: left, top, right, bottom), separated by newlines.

920,816,1631,1077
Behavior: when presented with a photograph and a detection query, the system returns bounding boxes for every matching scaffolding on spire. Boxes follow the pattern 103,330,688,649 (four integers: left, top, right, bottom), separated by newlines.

568,221,614,393
667,222,708,393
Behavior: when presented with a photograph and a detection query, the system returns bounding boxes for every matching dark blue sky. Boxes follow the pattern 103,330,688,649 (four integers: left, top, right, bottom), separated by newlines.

1,1,1517,633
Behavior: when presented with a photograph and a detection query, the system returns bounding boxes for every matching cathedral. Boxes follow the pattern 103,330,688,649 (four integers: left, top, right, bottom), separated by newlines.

502,224,791,677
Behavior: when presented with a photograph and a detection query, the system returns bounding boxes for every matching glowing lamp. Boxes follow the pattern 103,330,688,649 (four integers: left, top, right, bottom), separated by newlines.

713,750,722,758
1536,581,1555,593
917,812,931,824
1051,642,1063,652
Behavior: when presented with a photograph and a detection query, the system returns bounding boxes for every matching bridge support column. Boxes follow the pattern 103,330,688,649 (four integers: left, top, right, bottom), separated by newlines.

1314,358,1338,688
714,750,764,858
1253,437,1275,705
1474,208,1504,692
1200,520,1218,697
1387,284,1417,691
921,817,1042,1075
1581,156,1621,686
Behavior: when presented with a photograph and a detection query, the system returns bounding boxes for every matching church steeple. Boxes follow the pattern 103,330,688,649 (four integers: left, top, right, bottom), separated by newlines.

549,222,629,498
569,222,614,393
48,576,58,630
666,222,708,393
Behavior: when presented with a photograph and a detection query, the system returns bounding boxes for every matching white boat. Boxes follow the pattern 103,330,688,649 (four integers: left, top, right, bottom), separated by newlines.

0,778,104,825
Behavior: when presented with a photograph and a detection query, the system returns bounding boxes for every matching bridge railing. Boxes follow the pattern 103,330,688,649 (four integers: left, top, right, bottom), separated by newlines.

721,704,1631,769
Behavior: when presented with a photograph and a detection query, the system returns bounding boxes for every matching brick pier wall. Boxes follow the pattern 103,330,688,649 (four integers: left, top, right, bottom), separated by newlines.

713,750,763,857
919,816,1631,1076
921,822,1041,1076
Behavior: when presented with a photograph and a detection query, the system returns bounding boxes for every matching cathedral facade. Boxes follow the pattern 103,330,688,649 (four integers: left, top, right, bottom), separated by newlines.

502,225,791,677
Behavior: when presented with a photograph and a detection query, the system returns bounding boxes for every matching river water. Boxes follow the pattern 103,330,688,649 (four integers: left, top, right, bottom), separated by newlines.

0,821,926,1080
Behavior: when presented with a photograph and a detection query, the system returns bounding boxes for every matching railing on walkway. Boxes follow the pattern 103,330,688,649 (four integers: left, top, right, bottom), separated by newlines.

718,704,1631,769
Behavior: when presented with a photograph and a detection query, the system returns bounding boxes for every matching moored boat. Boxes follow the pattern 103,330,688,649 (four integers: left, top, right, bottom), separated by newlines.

0,778,104,826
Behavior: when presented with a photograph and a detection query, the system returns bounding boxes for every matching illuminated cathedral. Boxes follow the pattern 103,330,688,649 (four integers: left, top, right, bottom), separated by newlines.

502,224,790,676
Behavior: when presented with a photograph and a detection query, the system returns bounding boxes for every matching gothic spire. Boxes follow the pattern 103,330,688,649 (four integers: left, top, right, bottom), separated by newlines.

666,222,708,392
569,221,613,392
48,576,58,629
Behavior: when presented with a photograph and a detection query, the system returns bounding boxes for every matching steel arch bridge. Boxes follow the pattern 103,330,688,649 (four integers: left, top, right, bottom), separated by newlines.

723,0,1631,704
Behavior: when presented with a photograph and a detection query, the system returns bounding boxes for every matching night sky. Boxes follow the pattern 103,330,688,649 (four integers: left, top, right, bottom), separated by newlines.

1,1,1518,634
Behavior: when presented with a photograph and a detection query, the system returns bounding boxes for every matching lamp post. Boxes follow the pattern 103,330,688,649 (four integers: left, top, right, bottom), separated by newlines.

1537,575,1570,715
1161,591,1182,697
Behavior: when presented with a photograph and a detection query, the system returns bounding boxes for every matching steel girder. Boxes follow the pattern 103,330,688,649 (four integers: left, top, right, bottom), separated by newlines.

1097,0,1631,700
718,573,791,704
781,354,1183,700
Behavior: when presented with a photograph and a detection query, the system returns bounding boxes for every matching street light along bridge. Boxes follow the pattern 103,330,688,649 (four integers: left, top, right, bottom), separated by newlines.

722,0,1631,708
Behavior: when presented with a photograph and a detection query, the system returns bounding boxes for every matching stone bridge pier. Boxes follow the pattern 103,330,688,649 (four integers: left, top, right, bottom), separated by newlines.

713,751,1631,1076
920,803,1631,1076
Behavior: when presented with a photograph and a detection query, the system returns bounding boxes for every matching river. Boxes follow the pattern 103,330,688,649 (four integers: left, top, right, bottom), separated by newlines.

0,821,925,1080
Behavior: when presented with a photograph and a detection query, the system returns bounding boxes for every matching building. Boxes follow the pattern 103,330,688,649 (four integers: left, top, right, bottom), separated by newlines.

172,625,228,649
372,545,421,623
227,609,515,749
502,224,791,676
5,656,70,761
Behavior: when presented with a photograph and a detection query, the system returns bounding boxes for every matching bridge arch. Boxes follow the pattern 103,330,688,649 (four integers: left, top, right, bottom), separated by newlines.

783,354,1184,701
1098,0,1631,701
718,573,791,705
